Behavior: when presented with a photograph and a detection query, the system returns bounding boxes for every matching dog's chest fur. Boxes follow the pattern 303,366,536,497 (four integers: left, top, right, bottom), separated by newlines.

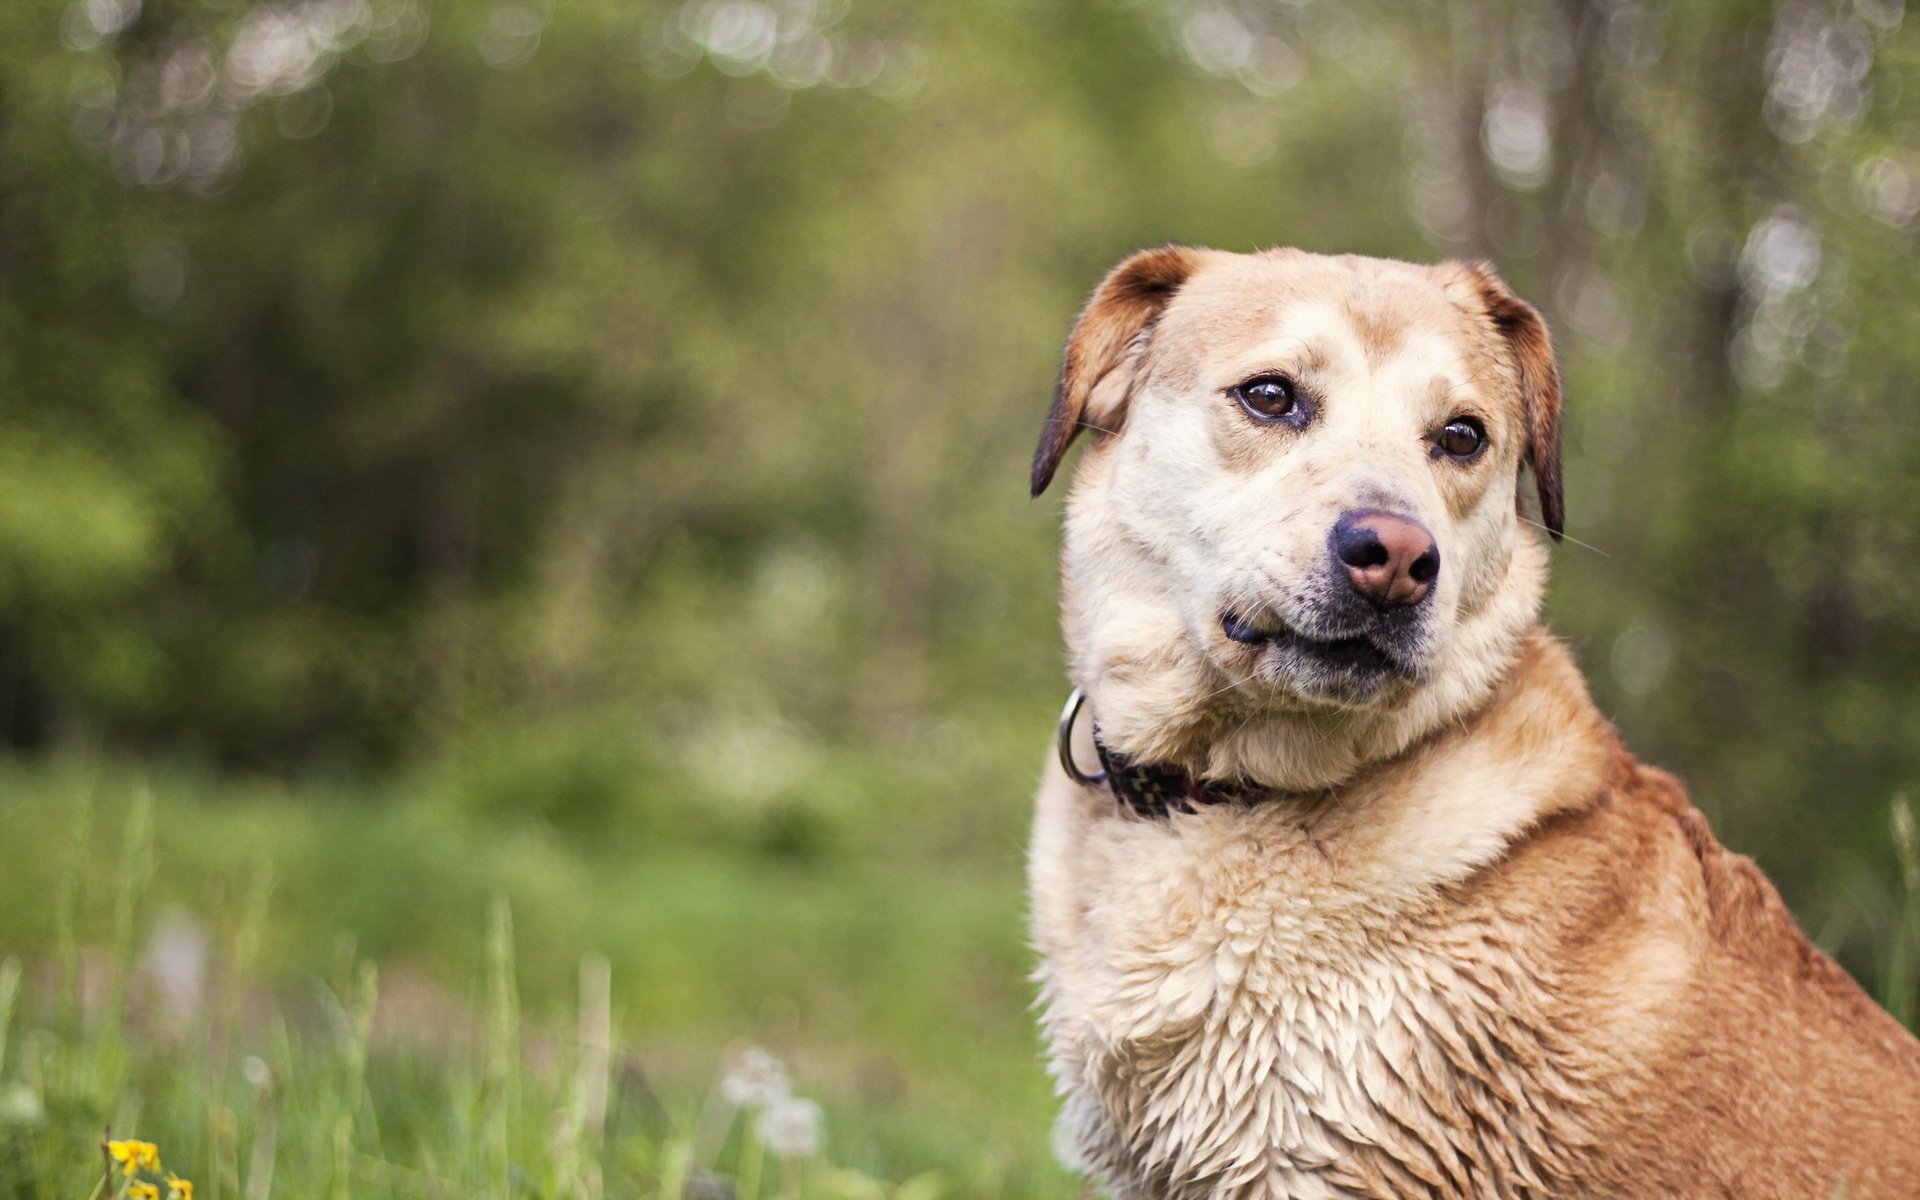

1035,797,1601,1200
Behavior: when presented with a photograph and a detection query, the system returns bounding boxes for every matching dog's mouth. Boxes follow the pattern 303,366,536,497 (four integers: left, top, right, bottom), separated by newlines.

1220,609,1408,683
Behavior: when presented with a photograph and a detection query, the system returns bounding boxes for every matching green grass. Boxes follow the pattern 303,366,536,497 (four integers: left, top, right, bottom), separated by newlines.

3,749,1916,1200
0,755,1076,1199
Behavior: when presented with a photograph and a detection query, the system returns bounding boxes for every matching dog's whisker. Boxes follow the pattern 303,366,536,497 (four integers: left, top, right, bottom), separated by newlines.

1190,672,1255,706
1523,516,1610,557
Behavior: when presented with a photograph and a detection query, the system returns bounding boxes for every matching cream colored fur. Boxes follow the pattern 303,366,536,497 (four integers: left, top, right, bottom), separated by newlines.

1032,639,1623,1198
1027,248,1920,1199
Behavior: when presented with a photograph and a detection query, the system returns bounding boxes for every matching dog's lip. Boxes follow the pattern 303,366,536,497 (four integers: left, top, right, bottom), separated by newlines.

1219,609,1409,673
1220,609,1279,645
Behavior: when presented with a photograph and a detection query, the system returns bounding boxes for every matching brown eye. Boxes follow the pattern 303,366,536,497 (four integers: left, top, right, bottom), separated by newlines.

1436,417,1486,461
1232,375,1310,428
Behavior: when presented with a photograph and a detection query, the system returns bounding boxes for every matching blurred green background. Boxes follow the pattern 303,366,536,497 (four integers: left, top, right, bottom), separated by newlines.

3,0,1920,1193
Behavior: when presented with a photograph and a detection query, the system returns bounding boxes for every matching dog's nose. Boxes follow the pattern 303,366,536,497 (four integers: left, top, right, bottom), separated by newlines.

1331,511,1439,609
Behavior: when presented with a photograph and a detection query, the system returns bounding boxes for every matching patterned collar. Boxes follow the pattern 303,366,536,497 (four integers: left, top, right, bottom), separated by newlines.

1057,688,1258,819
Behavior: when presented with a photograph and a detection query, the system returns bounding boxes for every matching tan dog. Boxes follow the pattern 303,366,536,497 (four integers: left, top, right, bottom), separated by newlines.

1027,246,1920,1199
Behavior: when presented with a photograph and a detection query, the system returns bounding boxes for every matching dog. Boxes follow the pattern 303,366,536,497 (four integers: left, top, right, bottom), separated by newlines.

1026,246,1920,1199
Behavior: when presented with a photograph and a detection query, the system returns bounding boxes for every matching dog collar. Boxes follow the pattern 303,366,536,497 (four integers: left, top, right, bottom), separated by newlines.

1056,688,1256,818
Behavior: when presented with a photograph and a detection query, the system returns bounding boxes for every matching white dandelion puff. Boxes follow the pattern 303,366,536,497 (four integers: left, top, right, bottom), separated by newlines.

756,1096,823,1158
719,1046,791,1108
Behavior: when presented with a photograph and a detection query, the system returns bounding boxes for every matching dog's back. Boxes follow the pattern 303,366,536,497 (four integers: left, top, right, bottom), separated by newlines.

1530,754,1920,1195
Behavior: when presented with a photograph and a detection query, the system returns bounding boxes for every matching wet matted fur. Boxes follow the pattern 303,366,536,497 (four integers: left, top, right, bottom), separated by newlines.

1027,246,1920,1199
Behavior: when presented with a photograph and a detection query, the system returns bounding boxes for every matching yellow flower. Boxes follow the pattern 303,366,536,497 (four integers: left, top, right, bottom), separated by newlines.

167,1175,194,1200
108,1141,162,1176
130,1184,161,1200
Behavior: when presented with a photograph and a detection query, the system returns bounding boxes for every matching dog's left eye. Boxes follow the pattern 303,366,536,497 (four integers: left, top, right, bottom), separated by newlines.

1232,375,1309,427
1435,417,1487,461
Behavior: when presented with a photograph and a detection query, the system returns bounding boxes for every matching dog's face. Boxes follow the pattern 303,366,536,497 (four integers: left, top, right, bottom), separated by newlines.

1034,247,1564,780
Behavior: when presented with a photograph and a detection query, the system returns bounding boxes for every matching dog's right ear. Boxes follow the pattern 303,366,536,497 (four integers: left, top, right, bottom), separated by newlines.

1030,244,1200,496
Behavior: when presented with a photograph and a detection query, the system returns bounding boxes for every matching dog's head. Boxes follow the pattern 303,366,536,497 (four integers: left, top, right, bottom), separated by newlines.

1034,246,1562,787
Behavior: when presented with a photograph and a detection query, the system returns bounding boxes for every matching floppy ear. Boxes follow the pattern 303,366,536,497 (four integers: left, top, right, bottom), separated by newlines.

1030,244,1200,496
1460,262,1564,541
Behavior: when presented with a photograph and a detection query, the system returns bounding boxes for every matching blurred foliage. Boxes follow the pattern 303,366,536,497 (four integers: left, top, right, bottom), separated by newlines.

3,0,1920,1091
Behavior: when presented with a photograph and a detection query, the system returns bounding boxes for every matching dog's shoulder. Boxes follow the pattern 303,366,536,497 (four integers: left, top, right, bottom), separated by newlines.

1510,745,1920,1189
1609,756,1894,1011
1505,745,1892,1011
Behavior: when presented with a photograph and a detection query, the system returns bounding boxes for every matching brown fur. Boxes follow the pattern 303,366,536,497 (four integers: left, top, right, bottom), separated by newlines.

1459,263,1564,539
1031,244,1201,496
1029,246,1920,1199
1434,644,1920,1196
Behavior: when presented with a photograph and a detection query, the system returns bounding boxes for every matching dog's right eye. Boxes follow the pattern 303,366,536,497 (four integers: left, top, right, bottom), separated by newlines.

1232,375,1309,428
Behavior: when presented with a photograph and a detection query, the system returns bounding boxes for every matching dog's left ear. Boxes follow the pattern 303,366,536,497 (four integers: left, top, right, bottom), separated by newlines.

1030,244,1201,496
1456,262,1564,541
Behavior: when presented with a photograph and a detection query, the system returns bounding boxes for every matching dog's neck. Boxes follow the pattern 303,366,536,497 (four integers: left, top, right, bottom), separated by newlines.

1281,633,1617,890
1078,632,1617,890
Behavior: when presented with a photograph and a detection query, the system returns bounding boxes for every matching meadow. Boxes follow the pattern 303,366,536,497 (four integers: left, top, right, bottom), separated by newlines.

0,745,1076,1200
4,754,1918,1200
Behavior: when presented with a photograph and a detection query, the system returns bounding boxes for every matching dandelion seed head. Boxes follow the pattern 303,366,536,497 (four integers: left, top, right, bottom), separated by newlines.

756,1096,823,1158
0,1082,44,1126
142,908,210,1025
241,1056,273,1089
719,1046,790,1108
